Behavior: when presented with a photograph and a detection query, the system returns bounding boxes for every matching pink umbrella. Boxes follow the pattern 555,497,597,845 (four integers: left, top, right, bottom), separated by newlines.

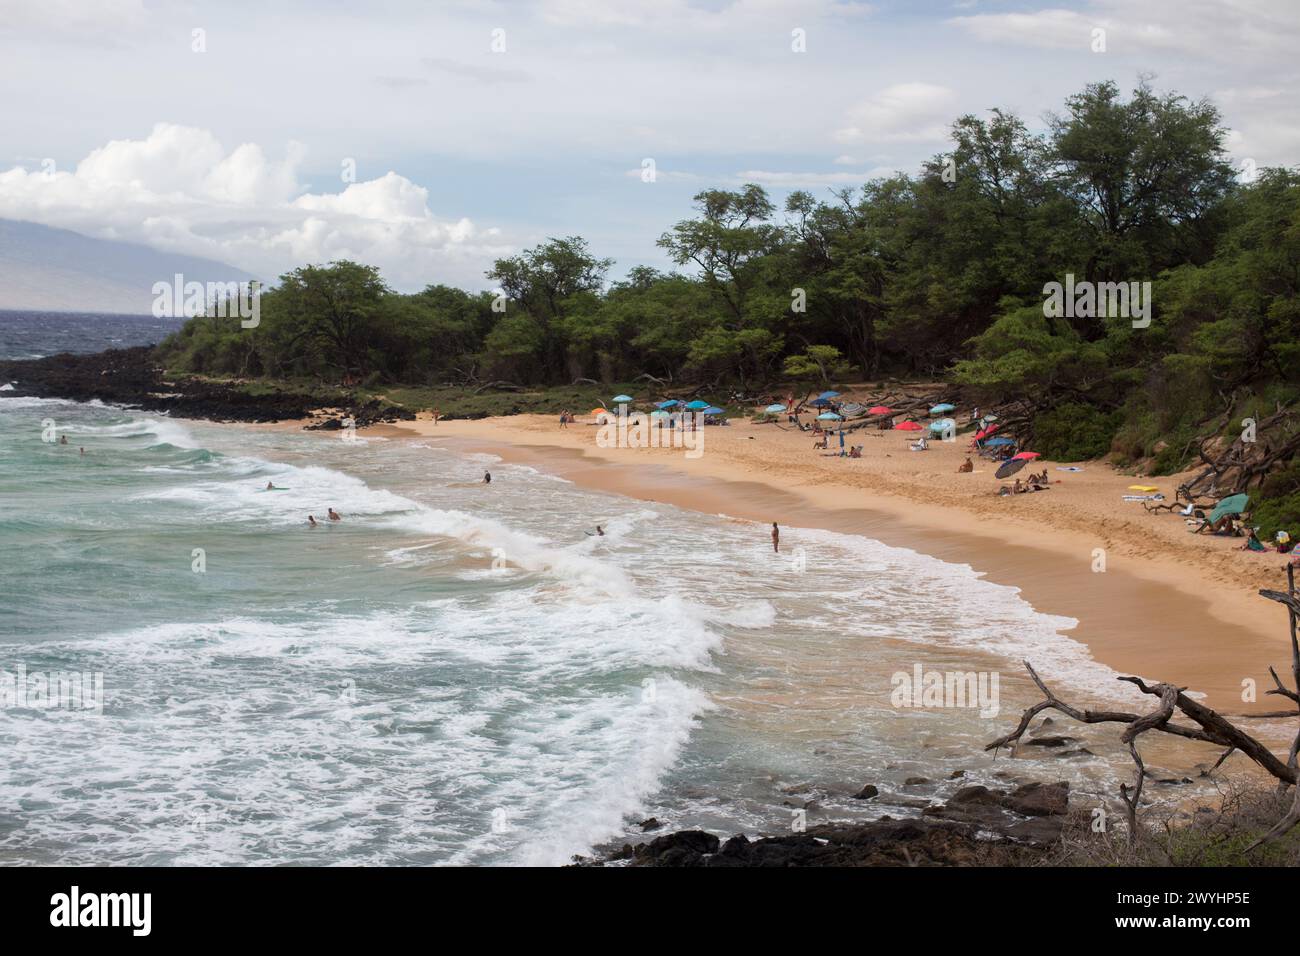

1012,451,1041,460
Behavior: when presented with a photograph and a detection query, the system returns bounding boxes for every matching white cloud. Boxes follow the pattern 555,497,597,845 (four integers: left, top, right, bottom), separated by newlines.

0,124,514,291
834,83,956,144
734,167,897,186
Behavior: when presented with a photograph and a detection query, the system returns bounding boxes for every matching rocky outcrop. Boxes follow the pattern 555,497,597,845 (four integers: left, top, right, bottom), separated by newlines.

581,779,1075,867
0,347,414,426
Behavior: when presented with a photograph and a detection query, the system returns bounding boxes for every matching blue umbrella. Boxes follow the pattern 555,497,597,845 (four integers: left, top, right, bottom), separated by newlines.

930,403,955,415
818,390,841,400
764,403,786,414
656,400,680,409
684,399,710,411
612,394,633,403
811,398,832,407
984,436,1015,447
929,417,956,433
703,406,725,415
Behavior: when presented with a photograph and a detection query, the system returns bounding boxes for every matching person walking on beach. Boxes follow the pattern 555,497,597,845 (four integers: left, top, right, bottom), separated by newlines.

433,407,440,426
771,522,780,553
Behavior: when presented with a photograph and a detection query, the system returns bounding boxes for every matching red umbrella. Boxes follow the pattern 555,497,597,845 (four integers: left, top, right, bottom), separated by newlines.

974,423,1000,440
868,406,893,415
896,421,923,431
1012,451,1041,460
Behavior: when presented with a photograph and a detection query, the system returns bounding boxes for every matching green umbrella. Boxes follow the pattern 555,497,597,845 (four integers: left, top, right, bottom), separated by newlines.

1209,493,1249,524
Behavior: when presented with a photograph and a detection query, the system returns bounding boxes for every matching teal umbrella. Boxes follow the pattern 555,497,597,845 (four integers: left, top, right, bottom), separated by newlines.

1209,494,1249,524
930,403,955,415
649,409,671,419
612,394,633,403
817,412,843,421
684,399,710,411
764,403,786,414
929,417,956,433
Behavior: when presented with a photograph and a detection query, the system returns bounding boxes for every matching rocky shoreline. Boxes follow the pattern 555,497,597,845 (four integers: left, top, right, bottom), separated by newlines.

577,780,1076,867
0,346,415,427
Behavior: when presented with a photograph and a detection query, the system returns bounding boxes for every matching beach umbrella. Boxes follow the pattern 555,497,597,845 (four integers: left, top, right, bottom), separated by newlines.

896,421,923,431
612,394,633,403
764,403,787,414
817,412,843,421
974,423,1000,440
929,417,956,434
588,408,608,417
811,398,832,407
684,399,710,411
1209,493,1249,524
649,409,671,419
867,405,893,415
984,436,1015,447
702,406,725,415
818,390,841,400
656,399,680,409
930,403,955,415
1012,451,1041,460
996,458,1029,479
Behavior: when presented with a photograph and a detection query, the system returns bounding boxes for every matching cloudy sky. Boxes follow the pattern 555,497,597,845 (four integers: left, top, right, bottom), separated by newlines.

0,0,1296,291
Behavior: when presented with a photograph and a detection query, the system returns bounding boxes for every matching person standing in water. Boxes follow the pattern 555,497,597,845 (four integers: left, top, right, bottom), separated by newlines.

307,515,318,527
328,508,341,521
771,522,780,553
59,435,68,445
484,471,492,484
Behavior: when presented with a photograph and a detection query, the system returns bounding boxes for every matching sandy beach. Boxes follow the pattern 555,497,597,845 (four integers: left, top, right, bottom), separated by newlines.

381,410,1299,716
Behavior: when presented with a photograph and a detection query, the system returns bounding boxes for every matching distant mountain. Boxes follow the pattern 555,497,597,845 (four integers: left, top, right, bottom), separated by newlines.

0,219,253,315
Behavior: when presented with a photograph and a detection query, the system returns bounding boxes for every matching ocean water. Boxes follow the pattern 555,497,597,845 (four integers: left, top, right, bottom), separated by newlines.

0,318,1194,866
0,309,181,359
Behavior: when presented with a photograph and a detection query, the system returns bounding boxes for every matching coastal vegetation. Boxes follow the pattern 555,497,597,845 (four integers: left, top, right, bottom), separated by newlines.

156,78,1300,529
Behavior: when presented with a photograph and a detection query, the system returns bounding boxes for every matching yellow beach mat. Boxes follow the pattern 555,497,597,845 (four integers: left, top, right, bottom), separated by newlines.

1128,484,1159,492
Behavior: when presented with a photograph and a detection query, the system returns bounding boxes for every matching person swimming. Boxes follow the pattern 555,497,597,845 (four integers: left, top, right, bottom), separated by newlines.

484,471,492,484
596,525,604,536
308,515,318,527
328,508,341,521
59,435,68,445
266,481,277,490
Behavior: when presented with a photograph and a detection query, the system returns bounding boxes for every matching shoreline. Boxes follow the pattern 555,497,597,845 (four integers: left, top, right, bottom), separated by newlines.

381,413,1296,715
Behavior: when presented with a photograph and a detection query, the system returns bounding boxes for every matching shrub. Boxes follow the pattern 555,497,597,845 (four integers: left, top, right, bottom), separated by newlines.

1032,402,1121,461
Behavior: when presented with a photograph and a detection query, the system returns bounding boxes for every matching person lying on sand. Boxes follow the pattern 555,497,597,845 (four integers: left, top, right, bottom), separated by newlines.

328,508,341,521
957,457,973,473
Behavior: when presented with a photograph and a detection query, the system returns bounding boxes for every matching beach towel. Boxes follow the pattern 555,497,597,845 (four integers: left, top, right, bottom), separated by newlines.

1123,493,1165,501
1128,484,1159,493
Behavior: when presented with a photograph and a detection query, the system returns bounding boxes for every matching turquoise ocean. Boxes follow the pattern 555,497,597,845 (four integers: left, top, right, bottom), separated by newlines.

0,312,1181,865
